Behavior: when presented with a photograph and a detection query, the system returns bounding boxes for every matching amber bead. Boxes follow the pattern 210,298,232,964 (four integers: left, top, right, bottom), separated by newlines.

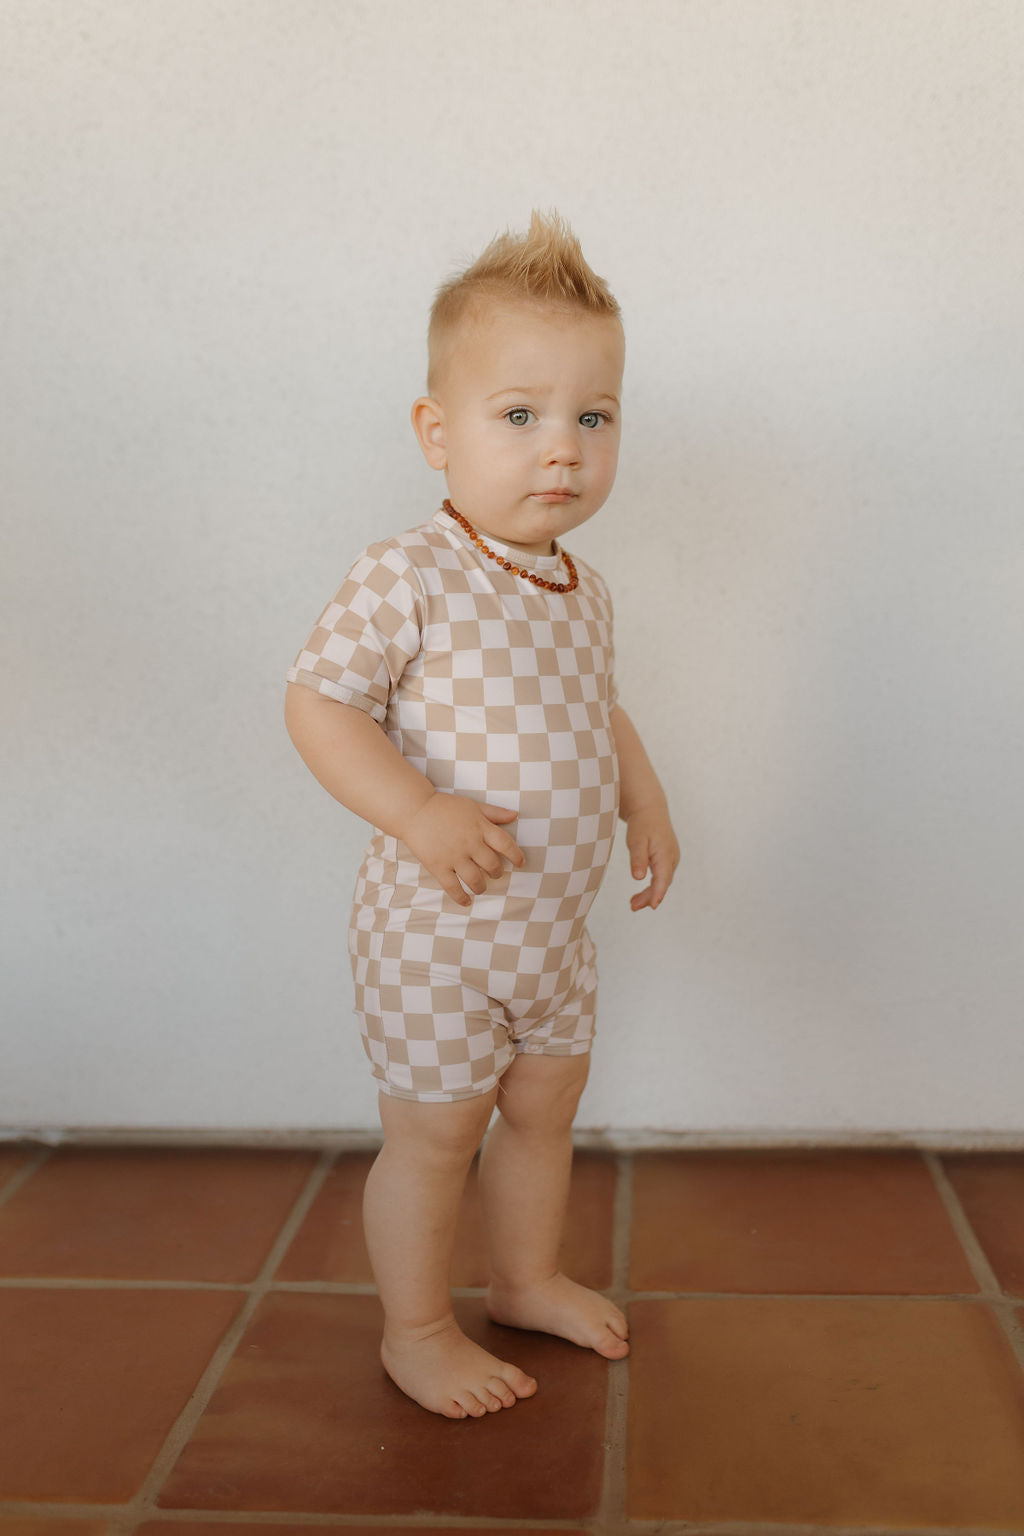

441,498,579,594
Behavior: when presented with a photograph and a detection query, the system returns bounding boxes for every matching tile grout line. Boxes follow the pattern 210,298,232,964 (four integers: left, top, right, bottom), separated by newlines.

0,1276,383,1292
921,1152,1004,1294
105,1148,340,1536
595,1520,1024,1535
924,1149,1024,1377
108,1514,603,1530
0,1506,1014,1536
588,1288,1016,1303
0,1144,53,1209
594,1149,632,1534
0,1275,1012,1303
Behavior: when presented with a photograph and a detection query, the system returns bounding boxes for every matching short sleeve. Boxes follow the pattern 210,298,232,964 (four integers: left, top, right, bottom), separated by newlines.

286,543,425,725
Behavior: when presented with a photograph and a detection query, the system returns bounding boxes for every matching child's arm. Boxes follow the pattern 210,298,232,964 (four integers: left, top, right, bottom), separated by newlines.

610,704,680,912
284,683,524,907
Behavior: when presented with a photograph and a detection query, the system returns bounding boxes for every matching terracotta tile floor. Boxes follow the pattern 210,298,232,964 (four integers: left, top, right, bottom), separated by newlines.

1,1142,1024,1533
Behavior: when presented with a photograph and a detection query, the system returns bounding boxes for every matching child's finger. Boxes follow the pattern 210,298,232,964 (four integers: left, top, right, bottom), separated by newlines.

454,860,488,898
475,848,507,879
480,804,525,866
628,837,650,881
630,845,676,910
648,843,679,908
645,853,667,907
480,802,519,823
484,826,526,867
440,872,472,906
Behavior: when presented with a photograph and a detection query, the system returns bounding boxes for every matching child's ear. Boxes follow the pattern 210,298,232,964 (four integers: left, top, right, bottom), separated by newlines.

410,396,447,469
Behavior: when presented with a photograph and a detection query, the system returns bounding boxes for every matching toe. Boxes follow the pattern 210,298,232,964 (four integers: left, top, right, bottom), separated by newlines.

487,1376,517,1407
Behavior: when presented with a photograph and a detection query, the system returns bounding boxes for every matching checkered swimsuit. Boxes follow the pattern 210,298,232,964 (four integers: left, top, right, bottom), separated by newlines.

287,505,620,1102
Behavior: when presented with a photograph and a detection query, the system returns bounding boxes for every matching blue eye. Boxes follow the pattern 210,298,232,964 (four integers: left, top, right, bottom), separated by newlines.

505,407,533,426
580,412,604,429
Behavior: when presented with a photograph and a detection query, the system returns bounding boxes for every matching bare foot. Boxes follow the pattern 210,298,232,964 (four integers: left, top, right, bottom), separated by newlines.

487,1272,630,1358
381,1313,538,1419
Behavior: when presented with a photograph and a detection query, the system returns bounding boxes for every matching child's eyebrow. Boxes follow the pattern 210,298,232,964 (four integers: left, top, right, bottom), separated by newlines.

487,386,620,406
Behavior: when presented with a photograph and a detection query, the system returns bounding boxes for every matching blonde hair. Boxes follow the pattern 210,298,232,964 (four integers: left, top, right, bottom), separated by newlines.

426,208,622,396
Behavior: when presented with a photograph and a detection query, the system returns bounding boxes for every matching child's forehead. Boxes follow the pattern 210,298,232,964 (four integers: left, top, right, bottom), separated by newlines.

465,295,609,342
450,299,623,378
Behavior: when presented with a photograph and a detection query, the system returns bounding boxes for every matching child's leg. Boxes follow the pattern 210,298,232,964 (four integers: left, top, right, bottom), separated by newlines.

477,1052,629,1358
362,1084,538,1419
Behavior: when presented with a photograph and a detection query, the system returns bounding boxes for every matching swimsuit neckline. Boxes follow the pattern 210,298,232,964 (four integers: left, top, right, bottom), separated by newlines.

434,506,565,573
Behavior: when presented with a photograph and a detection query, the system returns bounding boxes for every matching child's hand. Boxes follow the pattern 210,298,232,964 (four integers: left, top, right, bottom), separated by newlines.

403,792,525,907
625,805,680,912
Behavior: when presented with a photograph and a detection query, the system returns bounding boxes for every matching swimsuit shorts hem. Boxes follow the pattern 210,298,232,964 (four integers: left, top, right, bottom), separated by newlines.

512,1038,593,1058
368,1036,594,1104
371,1053,515,1105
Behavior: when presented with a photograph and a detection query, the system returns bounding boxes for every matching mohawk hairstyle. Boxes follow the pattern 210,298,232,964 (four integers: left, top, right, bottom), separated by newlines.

426,208,622,396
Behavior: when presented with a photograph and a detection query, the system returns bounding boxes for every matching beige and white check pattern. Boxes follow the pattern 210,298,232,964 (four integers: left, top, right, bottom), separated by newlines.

287,505,620,1102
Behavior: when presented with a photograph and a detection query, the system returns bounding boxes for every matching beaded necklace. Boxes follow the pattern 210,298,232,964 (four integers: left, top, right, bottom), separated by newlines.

441,499,579,594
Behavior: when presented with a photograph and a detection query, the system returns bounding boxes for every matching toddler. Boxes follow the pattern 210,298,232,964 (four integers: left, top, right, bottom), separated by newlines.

285,209,679,1419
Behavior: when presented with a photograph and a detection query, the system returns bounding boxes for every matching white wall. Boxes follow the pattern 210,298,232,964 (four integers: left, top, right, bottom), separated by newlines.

3,0,1022,1141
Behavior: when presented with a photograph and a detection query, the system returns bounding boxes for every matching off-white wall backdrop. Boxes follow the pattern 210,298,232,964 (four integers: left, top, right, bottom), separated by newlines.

3,0,1022,1143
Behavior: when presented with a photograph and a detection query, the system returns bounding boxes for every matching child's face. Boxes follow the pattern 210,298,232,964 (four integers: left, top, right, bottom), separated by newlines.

414,302,625,556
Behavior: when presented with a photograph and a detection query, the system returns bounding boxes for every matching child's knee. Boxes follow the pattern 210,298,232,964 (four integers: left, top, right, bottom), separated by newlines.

378,1084,498,1164
496,1051,590,1131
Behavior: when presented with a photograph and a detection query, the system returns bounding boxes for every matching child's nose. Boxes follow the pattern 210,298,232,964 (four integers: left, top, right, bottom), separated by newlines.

542,424,583,466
